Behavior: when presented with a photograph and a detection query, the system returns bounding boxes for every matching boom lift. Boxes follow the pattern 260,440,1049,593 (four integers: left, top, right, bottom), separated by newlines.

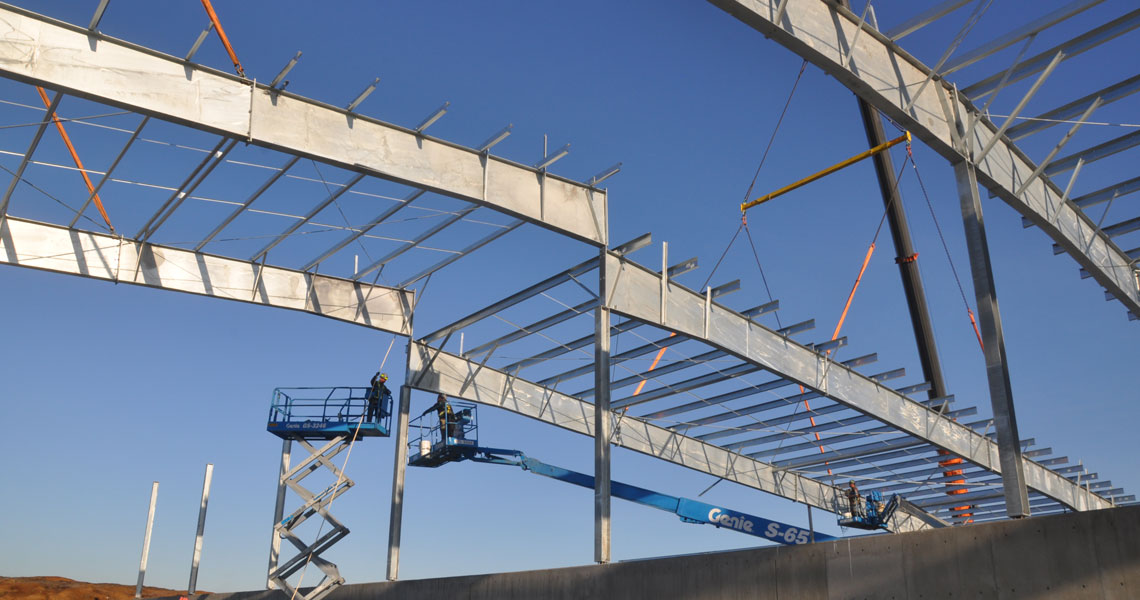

838,490,900,531
408,402,842,546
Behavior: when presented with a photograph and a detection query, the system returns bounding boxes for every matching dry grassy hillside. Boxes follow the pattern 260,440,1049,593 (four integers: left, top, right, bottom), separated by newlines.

0,576,203,600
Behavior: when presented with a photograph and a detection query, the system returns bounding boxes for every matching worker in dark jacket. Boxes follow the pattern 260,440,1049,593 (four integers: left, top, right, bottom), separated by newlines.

846,480,863,518
421,393,457,439
367,372,392,422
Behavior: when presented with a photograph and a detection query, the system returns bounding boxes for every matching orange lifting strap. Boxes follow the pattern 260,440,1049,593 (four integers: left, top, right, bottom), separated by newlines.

36,87,114,233
200,0,246,78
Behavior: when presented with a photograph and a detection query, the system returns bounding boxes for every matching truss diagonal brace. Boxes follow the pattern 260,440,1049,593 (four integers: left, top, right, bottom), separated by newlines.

0,217,412,335
0,5,606,246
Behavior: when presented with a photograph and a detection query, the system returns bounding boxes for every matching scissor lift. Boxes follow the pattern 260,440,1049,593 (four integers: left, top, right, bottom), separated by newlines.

266,387,391,600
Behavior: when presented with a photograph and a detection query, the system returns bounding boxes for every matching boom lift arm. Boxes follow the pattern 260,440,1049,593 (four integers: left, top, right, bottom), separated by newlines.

502,450,839,545
406,405,837,546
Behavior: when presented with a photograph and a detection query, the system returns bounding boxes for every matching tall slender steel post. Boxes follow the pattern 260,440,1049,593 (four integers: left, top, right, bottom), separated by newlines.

594,248,612,564
135,482,159,599
953,160,1030,518
386,384,413,580
267,439,291,589
188,463,213,595
854,100,948,402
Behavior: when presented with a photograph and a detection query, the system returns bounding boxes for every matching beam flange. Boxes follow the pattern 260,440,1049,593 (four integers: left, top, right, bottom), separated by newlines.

0,5,606,246
705,0,1140,319
0,217,412,334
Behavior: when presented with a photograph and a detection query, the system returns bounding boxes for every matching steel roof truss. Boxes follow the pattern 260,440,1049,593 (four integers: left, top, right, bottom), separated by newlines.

705,0,1140,318
69,115,149,229
300,188,425,272
399,218,525,288
0,90,61,221
405,341,936,532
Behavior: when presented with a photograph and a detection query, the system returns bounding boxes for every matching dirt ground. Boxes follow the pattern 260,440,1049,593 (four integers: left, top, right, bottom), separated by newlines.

0,576,203,600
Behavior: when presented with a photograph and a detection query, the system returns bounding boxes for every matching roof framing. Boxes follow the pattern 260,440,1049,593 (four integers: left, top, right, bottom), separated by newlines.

405,339,934,533
706,0,1140,319
0,4,607,247
0,216,413,334
602,251,1112,511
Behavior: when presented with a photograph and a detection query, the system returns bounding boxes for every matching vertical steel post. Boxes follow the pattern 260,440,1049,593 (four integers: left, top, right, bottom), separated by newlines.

386,384,413,580
807,505,815,543
855,102,949,401
135,482,159,599
266,439,291,589
953,160,1030,518
188,463,213,595
594,248,612,564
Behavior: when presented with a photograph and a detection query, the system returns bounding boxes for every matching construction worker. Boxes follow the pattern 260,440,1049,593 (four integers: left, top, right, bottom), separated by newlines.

846,480,863,518
421,393,457,440
367,372,391,422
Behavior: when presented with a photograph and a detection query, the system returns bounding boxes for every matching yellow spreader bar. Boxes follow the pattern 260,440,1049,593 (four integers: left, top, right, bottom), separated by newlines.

741,131,911,212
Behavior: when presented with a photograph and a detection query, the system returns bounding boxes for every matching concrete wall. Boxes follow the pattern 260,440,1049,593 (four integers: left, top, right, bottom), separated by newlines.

183,504,1140,600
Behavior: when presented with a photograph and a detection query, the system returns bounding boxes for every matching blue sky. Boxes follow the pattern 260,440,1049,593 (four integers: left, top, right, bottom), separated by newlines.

1,0,1137,591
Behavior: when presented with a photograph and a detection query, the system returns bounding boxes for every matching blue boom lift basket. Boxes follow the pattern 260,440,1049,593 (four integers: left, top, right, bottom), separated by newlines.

267,386,392,439
407,400,479,467
837,489,899,531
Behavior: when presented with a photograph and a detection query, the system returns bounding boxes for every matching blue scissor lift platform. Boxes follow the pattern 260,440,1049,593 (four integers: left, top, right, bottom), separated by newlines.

267,386,392,440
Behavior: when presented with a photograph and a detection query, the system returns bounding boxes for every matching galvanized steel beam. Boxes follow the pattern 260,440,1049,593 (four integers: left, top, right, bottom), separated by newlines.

1073,176,1140,209
405,341,935,532
398,219,524,288
0,5,606,246
0,217,413,335
1007,74,1140,141
940,0,1104,76
705,0,1140,319
883,0,973,41
963,9,1140,100
603,252,1111,511
955,161,1030,518
418,256,598,345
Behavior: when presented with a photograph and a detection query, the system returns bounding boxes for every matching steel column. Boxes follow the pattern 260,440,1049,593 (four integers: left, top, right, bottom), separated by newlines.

594,247,611,564
267,439,291,589
954,160,1030,518
188,463,213,595
134,482,159,599
385,384,413,580
856,87,948,403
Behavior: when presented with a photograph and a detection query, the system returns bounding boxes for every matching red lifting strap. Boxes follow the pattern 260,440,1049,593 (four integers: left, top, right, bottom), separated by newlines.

894,252,919,264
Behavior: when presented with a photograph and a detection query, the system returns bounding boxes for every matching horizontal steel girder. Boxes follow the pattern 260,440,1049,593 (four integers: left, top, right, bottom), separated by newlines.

706,0,1140,319
0,217,412,334
603,252,1111,511
0,6,606,246
405,340,935,533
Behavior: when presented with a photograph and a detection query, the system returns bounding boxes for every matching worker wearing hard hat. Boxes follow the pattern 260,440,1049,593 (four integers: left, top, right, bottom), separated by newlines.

421,393,457,439
846,480,864,518
367,372,392,422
